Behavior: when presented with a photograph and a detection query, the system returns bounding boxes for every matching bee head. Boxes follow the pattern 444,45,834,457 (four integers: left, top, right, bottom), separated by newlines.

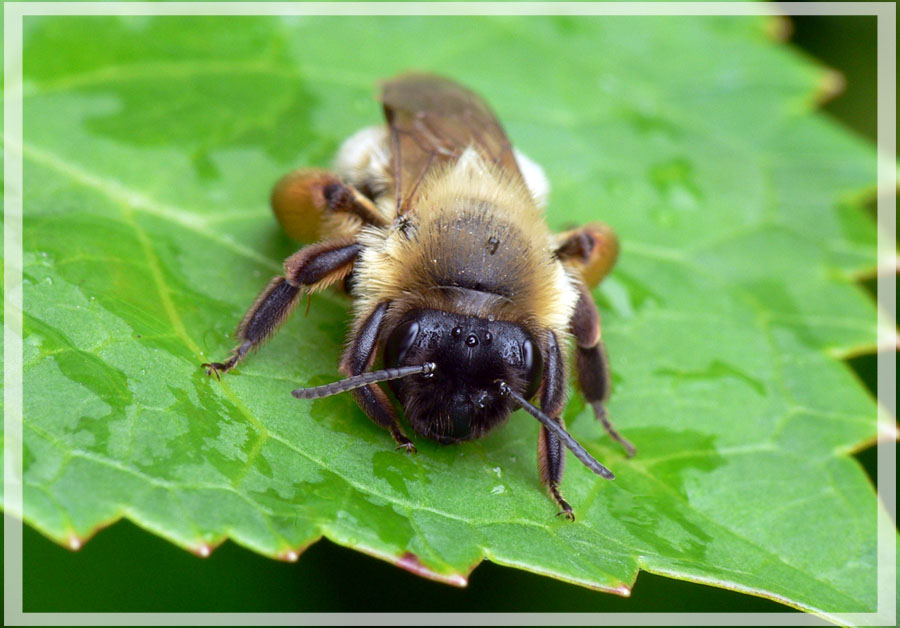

384,309,543,443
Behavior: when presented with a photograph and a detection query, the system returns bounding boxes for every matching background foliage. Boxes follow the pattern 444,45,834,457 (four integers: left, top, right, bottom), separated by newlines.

6,12,892,621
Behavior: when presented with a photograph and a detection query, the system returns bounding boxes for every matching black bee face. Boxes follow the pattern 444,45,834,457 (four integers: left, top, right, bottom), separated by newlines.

384,309,543,443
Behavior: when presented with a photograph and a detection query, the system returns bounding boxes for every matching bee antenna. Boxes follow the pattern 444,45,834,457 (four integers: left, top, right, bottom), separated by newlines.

497,381,615,480
292,363,436,400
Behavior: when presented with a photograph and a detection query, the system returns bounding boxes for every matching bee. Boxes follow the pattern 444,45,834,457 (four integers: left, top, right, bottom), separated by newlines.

203,73,634,519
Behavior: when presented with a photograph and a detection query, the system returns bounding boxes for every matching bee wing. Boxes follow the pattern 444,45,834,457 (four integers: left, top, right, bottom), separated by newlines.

380,73,526,213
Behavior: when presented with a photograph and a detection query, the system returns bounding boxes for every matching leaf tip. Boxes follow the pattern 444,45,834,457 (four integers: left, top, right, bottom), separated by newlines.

190,542,213,558
814,69,845,106
763,15,792,43
396,552,468,588
877,414,899,442
66,534,83,551
611,583,632,598
277,549,301,562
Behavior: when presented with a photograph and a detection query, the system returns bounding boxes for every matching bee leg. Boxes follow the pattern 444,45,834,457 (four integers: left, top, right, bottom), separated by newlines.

571,283,636,457
537,330,575,520
339,301,416,452
554,223,619,290
321,181,388,227
271,169,388,241
203,239,361,377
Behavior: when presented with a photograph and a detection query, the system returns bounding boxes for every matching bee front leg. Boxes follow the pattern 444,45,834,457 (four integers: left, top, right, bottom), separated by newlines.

571,283,636,457
339,301,415,452
537,330,575,520
203,239,361,378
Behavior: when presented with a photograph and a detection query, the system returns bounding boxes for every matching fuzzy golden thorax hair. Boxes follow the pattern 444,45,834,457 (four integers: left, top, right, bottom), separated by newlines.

352,152,579,338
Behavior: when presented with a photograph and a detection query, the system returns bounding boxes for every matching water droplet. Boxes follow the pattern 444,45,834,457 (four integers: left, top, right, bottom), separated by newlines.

45,277,53,285
492,466,502,478
490,485,505,495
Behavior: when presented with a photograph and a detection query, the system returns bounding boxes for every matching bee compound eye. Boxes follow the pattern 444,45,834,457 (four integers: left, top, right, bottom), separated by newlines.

522,338,544,399
384,320,420,367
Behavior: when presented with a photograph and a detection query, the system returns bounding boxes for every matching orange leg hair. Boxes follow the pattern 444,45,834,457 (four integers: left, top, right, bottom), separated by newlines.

270,169,387,242
554,222,619,289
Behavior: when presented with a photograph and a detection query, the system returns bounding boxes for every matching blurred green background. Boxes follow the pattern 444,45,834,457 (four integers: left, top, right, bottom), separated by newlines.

18,13,882,614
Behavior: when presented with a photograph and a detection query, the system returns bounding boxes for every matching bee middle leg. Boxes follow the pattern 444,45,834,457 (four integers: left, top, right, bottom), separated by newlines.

339,301,415,452
202,239,361,377
537,330,575,520
570,283,636,457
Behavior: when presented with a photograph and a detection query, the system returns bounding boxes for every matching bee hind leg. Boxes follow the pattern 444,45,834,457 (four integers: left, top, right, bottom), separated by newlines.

271,169,388,242
537,331,575,520
554,223,619,290
339,301,416,453
570,283,635,457
202,239,361,377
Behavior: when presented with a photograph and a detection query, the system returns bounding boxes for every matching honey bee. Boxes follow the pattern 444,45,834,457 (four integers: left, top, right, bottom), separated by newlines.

203,73,634,519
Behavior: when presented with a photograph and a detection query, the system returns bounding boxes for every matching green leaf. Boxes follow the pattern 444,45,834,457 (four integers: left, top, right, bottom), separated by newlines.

8,15,890,622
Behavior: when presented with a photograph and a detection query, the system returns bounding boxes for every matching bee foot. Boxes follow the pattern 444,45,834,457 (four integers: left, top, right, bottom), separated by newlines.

393,434,417,454
202,361,231,379
550,486,574,521
556,509,576,522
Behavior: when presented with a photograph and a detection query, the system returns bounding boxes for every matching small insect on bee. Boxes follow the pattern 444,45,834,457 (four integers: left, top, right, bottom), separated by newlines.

203,73,634,519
